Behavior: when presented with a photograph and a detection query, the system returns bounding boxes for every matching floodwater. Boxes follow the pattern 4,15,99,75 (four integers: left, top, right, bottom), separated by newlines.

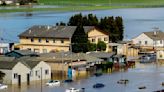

1,62,164,92
0,8,164,42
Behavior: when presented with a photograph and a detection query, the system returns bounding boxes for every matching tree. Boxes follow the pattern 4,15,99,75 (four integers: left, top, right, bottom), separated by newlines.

0,71,5,80
68,13,83,26
71,26,88,53
87,42,97,51
115,16,124,41
97,41,106,51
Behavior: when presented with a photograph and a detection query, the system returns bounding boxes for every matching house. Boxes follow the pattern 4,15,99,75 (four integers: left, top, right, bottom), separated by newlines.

132,30,164,48
108,41,139,58
0,61,31,85
36,52,103,75
18,25,109,53
156,48,164,63
0,43,14,55
19,60,51,81
5,50,38,58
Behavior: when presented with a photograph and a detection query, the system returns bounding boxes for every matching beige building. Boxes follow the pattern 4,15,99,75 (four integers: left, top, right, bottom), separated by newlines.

0,61,31,85
18,26,109,53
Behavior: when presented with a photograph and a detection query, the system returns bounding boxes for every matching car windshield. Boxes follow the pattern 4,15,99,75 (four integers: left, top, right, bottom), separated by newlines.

49,80,53,83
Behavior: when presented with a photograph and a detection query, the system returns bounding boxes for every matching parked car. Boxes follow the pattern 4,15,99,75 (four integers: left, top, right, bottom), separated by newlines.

64,79,73,83
46,80,60,86
93,83,105,88
65,88,81,92
0,84,7,89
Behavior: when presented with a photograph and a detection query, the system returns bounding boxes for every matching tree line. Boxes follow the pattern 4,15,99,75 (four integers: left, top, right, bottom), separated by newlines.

56,13,124,53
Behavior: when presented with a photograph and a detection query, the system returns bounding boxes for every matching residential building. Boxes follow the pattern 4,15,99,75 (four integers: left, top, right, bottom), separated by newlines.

156,48,164,63
0,61,31,85
132,31,164,48
18,25,109,53
20,61,51,81
108,41,139,58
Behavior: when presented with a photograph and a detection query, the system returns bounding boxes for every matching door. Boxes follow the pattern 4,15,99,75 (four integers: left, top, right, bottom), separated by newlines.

18,75,21,86
27,73,30,85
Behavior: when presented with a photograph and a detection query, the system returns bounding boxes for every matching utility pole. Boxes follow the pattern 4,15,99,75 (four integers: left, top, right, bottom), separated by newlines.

40,67,42,92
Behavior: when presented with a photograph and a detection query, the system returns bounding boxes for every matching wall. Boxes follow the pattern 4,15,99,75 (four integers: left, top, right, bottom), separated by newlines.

12,62,31,84
88,29,109,51
0,69,12,84
132,33,153,47
30,61,51,81
19,37,70,53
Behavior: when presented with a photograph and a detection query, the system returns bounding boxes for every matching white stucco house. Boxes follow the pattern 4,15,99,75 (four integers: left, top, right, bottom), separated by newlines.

0,61,31,85
132,31,164,47
21,61,51,81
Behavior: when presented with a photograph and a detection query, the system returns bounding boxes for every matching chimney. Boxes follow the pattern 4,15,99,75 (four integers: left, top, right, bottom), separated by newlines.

29,30,31,34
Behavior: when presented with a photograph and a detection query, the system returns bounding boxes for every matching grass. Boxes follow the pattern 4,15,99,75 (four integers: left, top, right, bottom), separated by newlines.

39,0,164,6
1,0,164,13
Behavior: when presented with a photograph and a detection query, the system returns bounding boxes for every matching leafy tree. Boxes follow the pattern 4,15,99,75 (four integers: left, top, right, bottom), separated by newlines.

87,42,97,51
97,41,106,51
71,26,88,53
0,71,5,80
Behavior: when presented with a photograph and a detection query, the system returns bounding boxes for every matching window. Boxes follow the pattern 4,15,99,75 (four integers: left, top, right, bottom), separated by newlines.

61,39,64,43
34,49,39,53
35,71,38,76
43,49,47,53
104,37,108,41
31,38,34,42
38,38,42,43
53,39,56,43
13,73,18,79
46,38,49,43
98,38,101,41
160,40,163,44
145,41,148,45
45,70,49,75
139,41,141,44
92,39,95,42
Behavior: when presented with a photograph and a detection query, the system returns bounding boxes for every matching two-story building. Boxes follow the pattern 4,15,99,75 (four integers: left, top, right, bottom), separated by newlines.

18,25,109,53
132,30,164,48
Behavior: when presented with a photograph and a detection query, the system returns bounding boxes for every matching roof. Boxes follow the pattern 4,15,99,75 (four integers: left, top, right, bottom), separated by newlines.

21,61,41,69
143,31,164,40
5,50,37,56
0,61,18,70
0,55,15,61
18,25,98,38
86,51,114,58
68,53,103,63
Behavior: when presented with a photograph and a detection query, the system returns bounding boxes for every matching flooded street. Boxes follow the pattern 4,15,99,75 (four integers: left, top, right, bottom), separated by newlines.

1,62,164,92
